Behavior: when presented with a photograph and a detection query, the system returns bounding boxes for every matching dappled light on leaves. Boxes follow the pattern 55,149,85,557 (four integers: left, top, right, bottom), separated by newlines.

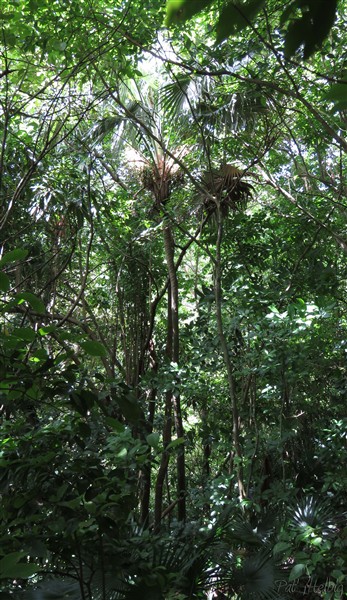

0,0,346,598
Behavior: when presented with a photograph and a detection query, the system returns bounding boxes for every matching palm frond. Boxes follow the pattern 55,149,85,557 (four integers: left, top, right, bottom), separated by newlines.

87,101,140,146
89,114,123,143
229,516,272,547
159,75,192,118
289,495,336,532
196,89,269,133
233,548,281,600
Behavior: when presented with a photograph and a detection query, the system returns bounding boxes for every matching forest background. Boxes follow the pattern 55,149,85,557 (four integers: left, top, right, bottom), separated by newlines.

0,0,346,598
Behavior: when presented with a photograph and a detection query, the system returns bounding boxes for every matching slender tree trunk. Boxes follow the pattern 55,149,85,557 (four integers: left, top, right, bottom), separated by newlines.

163,225,186,522
214,206,245,500
153,392,172,531
140,340,158,527
201,403,211,478
163,226,179,361
154,290,173,531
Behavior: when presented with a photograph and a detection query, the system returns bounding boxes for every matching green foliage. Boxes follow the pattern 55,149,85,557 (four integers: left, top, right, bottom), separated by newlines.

165,0,340,58
216,0,265,44
323,82,347,110
283,0,339,59
0,554,40,580
166,0,213,26
80,340,108,358
0,272,10,293
0,249,28,267
1,0,346,598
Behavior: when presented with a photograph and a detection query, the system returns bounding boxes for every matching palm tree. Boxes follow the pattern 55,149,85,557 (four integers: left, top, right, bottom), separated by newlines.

88,69,256,523
88,79,192,528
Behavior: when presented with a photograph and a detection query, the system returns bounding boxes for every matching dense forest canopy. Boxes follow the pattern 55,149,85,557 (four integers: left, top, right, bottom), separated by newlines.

0,1,346,598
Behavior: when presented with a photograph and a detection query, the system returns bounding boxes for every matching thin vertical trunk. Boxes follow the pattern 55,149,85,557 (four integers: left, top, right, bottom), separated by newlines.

163,225,186,523
214,206,245,500
163,226,179,361
140,340,157,528
152,176,186,527
154,288,172,531
201,403,211,513
201,404,211,478
154,391,172,531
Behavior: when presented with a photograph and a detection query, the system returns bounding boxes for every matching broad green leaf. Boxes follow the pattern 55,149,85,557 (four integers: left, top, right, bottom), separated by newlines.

289,563,306,581
116,447,128,458
0,552,25,570
80,340,107,357
166,0,212,26
284,0,338,59
331,569,344,580
0,272,10,292
284,19,307,58
296,297,306,307
77,421,91,438
30,348,48,361
70,390,96,416
167,437,185,449
15,292,46,314
273,541,292,555
70,391,88,416
58,496,83,510
4,32,16,46
0,552,39,579
79,389,97,408
38,325,57,336
12,327,36,342
279,0,296,27
146,432,160,449
303,0,338,59
0,12,16,20
0,248,28,267
323,83,347,109
58,331,78,341
117,395,142,423
105,417,125,432
0,562,39,578
34,357,54,373
311,536,322,546
216,0,265,44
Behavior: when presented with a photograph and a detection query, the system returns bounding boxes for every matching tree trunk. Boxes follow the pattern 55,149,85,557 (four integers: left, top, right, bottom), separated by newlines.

154,290,173,531
214,206,245,500
154,391,172,531
163,224,186,523
140,339,158,528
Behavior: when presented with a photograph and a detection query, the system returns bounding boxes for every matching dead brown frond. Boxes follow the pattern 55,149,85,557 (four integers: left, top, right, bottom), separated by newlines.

125,146,189,206
203,163,254,216
141,156,184,203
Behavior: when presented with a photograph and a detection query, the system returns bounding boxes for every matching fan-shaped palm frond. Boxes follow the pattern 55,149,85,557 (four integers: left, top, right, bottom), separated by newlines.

123,143,189,210
235,549,280,600
227,514,275,547
160,75,192,117
87,101,140,147
160,67,267,136
289,495,336,533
